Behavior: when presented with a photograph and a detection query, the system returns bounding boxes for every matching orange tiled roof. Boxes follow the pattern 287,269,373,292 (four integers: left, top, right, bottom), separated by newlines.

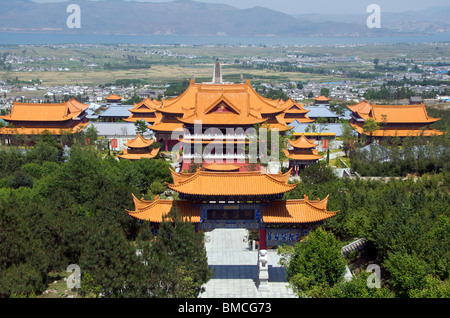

170,168,195,185
284,101,310,114
106,94,122,100
1,100,88,122
348,101,440,124
127,194,336,224
118,147,160,160
153,80,289,130
128,98,160,113
148,122,184,132
350,123,444,137
126,195,200,223
266,168,292,183
124,115,157,123
370,103,440,124
288,135,318,149
283,148,323,161
67,98,89,113
0,122,89,135
124,133,154,148
263,196,337,223
284,117,315,124
315,95,331,101
347,100,372,117
167,169,298,196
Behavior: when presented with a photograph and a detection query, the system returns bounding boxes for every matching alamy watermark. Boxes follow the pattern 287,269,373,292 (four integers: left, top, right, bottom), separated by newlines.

366,264,381,288
66,264,81,289
169,121,280,165
366,4,381,29
66,4,81,29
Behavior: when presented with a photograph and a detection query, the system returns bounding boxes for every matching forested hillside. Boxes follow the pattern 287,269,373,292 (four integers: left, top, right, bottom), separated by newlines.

0,131,448,298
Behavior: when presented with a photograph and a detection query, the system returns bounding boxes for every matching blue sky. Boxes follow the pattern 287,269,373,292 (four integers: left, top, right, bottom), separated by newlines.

31,0,450,15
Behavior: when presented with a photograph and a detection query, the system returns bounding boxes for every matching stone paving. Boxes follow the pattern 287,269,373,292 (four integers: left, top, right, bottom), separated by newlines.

199,228,297,298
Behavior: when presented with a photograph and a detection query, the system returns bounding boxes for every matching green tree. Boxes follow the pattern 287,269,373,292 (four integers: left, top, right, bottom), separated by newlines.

320,87,330,97
286,228,347,297
134,119,149,135
323,270,393,298
383,251,430,297
0,199,50,297
408,275,450,298
340,122,356,156
79,223,142,298
138,205,213,297
362,118,380,143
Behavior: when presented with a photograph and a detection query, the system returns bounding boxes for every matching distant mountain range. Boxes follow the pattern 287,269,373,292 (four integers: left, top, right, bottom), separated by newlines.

0,0,448,37
294,6,450,34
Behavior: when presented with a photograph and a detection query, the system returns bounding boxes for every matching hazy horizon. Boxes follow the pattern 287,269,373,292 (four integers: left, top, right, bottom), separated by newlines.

29,0,450,15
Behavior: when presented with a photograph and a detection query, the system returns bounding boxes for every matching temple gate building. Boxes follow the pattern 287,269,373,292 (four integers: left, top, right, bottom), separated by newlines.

126,168,337,249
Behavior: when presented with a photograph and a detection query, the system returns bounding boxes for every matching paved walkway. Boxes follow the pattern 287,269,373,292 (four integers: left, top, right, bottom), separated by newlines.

199,229,297,298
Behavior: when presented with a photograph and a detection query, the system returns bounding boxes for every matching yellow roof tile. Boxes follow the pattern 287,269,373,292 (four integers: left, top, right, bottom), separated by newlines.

126,196,200,223
288,135,318,149
1,100,87,122
124,133,154,148
167,170,298,196
263,197,337,223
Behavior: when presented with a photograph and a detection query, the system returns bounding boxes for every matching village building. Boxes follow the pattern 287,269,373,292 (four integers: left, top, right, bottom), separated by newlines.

347,100,443,139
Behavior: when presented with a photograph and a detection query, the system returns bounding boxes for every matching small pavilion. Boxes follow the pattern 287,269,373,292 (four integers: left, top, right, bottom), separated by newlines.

105,94,122,104
118,133,160,160
283,135,323,175
313,95,331,106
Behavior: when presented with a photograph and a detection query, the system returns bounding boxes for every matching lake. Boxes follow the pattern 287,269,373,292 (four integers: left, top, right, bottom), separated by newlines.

0,32,449,46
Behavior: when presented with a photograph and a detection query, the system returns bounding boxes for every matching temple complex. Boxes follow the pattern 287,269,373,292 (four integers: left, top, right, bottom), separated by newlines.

118,133,160,160
348,100,443,139
0,99,89,143
283,135,324,175
126,168,337,248
122,63,315,171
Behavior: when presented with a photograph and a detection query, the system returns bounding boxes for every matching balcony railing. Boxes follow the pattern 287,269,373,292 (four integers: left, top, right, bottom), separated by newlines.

183,153,247,160
183,133,249,140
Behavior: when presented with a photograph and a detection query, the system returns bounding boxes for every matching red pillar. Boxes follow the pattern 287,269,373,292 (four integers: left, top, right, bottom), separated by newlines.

259,228,267,250
165,137,168,152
